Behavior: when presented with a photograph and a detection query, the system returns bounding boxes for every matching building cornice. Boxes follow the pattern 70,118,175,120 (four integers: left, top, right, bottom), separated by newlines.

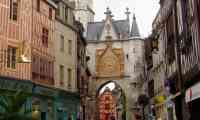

87,38,144,44
55,17,78,32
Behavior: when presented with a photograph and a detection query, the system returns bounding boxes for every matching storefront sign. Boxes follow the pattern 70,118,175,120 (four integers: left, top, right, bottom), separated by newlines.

0,77,32,92
185,82,200,103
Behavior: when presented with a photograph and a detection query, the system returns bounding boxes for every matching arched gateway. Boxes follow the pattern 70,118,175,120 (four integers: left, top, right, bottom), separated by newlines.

86,8,145,120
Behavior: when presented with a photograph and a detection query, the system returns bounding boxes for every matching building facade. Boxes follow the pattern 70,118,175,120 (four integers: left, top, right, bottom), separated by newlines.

0,0,57,120
53,0,80,120
86,8,145,120
144,0,200,120
0,0,81,120
76,20,92,120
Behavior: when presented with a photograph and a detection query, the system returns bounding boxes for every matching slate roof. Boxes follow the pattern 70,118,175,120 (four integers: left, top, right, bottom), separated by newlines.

113,20,130,37
130,15,140,37
86,21,105,41
87,16,140,41
87,20,129,41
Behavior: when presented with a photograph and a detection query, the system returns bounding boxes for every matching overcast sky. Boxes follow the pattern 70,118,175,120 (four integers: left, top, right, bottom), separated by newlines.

93,0,160,38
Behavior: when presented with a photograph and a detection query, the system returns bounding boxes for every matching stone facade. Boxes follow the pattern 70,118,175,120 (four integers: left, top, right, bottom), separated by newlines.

86,8,145,120
54,0,77,92
144,0,200,119
69,0,95,34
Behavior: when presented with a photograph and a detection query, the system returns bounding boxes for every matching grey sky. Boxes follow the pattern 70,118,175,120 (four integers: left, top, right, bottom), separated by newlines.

93,0,160,37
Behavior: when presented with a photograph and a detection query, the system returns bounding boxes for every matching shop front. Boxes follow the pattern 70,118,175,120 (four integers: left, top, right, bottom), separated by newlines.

55,90,80,120
0,76,33,119
32,84,57,120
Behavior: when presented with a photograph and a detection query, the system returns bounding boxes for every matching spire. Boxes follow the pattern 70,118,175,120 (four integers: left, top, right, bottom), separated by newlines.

130,13,140,37
104,7,113,18
125,7,130,21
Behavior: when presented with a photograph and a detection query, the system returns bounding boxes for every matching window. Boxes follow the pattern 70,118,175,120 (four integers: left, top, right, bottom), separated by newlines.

62,5,65,20
10,0,18,21
59,65,64,86
68,68,72,88
60,35,64,52
65,7,68,21
7,46,16,69
68,40,72,54
37,0,40,12
133,48,135,53
49,7,52,20
148,80,154,98
42,28,49,47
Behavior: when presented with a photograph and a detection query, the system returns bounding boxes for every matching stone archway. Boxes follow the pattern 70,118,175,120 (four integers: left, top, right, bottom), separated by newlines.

96,81,127,120
89,78,140,120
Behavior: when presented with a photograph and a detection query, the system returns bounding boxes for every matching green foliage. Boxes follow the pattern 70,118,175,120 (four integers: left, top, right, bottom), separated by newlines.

0,91,32,120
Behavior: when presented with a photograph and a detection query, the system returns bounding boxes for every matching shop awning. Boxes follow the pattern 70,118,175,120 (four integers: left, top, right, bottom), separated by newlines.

185,82,200,103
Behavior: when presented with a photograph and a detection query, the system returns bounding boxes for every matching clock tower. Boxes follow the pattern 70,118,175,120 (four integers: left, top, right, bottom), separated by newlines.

69,0,95,34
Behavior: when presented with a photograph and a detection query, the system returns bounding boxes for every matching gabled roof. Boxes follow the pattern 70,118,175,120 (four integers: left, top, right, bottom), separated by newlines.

86,8,141,41
87,19,130,41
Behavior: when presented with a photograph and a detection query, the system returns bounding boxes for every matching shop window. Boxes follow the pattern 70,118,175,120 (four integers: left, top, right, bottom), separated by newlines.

10,0,18,21
7,46,16,69
41,112,46,120
42,28,49,47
